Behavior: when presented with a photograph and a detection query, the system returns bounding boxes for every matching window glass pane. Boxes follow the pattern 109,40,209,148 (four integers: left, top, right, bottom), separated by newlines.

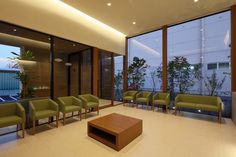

128,30,163,92
114,55,123,104
167,11,231,117
207,63,217,70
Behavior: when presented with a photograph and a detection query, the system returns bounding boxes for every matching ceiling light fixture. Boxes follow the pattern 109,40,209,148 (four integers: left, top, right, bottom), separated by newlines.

73,44,76,47
194,0,199,3
132,22,136,25
13,29,17,32
107,2,111,6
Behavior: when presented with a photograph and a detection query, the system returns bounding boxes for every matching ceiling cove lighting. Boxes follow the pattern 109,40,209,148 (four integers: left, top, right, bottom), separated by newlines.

107,2,112,6
57,0,126,37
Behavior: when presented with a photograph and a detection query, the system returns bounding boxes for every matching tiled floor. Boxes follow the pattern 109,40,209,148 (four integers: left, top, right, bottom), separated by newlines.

0,105,236,157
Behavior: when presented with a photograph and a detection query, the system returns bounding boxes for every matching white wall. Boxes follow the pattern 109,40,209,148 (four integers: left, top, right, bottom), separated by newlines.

0,0,126,55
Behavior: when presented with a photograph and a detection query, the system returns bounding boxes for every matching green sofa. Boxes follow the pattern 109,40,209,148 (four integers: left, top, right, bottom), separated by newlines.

136,91,152,110
152,92,170,112
78,94,99,118
0,102,25,137
29,98,59,134
123,90,138,107
57,96,82,125
175,94,223,122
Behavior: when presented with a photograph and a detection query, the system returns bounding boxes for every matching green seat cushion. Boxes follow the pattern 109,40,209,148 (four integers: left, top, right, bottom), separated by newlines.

153,100,167,105
196,104,219,112
176,102,196,109
64,105,81,113
35,110,57,120
87,102,98,108
123,96,134,101
136,98,148,103
0,116,22,128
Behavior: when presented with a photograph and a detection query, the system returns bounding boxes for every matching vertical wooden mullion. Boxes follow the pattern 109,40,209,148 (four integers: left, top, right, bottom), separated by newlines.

111,53,114,105
231,6,236,92
50,36,54,99
162,26,168,93
92,47,99,96
123,37,128,92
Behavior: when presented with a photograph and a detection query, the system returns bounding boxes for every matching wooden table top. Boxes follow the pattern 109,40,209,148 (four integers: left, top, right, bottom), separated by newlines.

88,113,142,135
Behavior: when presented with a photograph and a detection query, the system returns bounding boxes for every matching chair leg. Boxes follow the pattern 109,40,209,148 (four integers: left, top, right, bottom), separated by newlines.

22,123,25,138
166,105,168,113
85,109,87,119
136,102,138,109
152,104,154,111
123,100,125,106
79,109,82,120
97,106,99,115
63,113,66,125
56,115,59,128
175,107,177,115
132,101,134,107
72,112,74,117
33,120,36,135
219,111,222,123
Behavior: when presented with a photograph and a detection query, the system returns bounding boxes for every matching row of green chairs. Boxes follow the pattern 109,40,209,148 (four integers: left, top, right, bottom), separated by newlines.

0,94,99,137
123,90,170,111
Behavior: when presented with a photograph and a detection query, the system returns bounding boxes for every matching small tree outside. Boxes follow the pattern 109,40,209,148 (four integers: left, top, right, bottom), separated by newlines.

204,71,226,96
114,70,123,101
128,57,148,90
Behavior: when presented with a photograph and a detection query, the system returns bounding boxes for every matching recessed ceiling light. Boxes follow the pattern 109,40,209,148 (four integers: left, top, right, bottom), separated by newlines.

194,0,199,3
13,29,17,32
107,2,111,6
132,22,136,25
48,37,51,41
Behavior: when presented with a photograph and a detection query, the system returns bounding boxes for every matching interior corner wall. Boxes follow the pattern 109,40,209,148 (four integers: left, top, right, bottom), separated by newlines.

0,0,125,55
231,5,236,125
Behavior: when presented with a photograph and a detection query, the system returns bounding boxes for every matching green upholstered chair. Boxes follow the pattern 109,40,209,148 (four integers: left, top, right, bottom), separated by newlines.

174,94,223,122
136,91,152,110
152,92,170,112
123,90,138,107
0,102,25,138
57,96,82,125
78,94,99,118
29,98,59,134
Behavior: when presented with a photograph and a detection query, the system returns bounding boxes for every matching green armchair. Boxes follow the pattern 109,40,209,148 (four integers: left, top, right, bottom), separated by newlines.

29,98,59,134
57,96,82,125
78,94,99,118
152,93,170,112
123,90,138,107
136,91,152,110
0,102,25,138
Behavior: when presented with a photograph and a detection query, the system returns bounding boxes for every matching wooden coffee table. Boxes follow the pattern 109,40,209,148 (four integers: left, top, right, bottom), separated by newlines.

88,113,142,151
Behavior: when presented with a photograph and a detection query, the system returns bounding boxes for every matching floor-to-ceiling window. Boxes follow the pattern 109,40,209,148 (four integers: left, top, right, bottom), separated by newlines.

167,11,231,117
114,55,123,104
128,30,163,92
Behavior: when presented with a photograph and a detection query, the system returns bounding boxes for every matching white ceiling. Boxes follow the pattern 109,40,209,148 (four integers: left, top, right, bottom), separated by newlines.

62,0,236,37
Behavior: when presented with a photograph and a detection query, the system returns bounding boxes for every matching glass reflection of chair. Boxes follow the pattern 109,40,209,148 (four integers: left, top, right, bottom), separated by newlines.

122,90,138,107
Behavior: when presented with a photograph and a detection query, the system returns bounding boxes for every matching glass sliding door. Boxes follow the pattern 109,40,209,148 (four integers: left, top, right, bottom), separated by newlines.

114,55,123,104
99,50,112,107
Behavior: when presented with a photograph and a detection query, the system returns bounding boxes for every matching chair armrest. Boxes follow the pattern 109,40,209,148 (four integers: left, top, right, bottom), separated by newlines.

78,96,87,108
217,97,223,112
29,101,36,120
152,93,159,101
136,92,142,98
90,95,99,103
123,91,129,97
49,99,59,112
16,103,25,123
174,95,180,106
72,97,82,107
166,94,170,106
57,98,66,112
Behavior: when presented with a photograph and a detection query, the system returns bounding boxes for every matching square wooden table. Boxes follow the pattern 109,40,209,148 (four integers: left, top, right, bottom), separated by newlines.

88,113,142,151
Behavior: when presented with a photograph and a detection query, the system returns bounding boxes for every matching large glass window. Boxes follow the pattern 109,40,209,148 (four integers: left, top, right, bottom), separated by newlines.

114,55,123,104
167,11,231,117
128,30,163,92
0,22,51,101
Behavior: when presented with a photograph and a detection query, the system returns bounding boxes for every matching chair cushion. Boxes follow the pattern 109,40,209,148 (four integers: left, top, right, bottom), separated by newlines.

35,110,57,120
64,105,81,113
87,102,98,108
195,104,219,112
153,100,167,105
176,102,196,109
136,98,148,103
123,96,134,101
0,116,22,128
